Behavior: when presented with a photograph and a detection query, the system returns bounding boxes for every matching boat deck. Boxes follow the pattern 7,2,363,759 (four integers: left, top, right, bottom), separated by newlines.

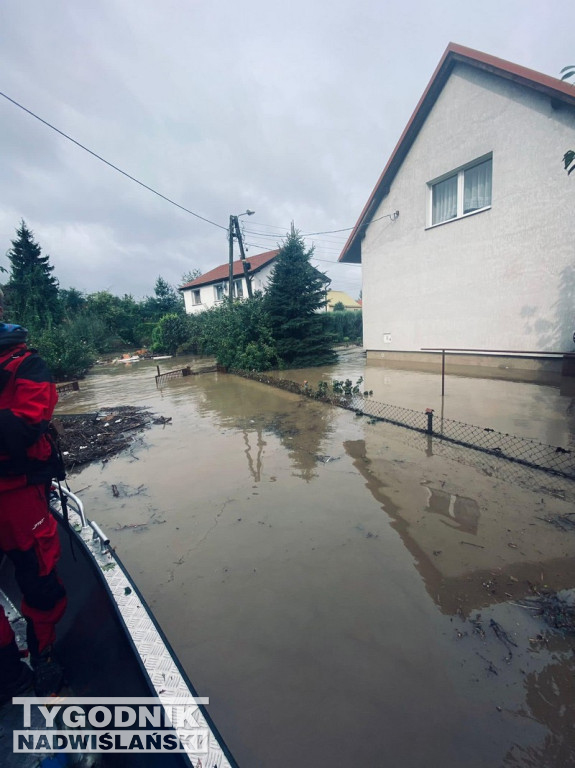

0,488,238,768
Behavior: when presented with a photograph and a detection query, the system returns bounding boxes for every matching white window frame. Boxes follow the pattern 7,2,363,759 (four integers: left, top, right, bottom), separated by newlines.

192,289,201,305
233,279,244,299
214,283,226,302
427,154,492,228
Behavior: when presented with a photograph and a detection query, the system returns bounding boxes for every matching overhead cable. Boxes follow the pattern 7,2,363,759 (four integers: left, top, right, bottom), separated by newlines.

0,90,397,240
243,210,398,239
302,210,399,236
243,241,361,266
0,90,228,231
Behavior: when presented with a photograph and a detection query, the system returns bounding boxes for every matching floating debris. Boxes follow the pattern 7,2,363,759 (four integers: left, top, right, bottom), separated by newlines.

476,652,499,676
53,407,169,470
536,512,575,532
315,454,340,463
470,615,486,640
489,619,518,652
526,592,575,633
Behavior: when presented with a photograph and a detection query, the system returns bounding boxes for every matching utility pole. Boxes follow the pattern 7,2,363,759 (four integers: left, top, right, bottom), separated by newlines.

228,215,234,305
228,210,255,304
233,217,253,299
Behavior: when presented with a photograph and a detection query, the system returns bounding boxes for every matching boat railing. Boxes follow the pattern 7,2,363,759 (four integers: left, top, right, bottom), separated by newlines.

54,484,87,528
56,485,112,552
89,520,110,552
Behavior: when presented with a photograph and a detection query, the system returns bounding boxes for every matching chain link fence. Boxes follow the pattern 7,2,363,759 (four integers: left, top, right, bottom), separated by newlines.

349,394,575,481
232,371,575,481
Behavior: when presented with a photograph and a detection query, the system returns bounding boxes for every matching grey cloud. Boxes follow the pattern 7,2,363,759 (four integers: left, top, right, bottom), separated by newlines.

0,0,570,301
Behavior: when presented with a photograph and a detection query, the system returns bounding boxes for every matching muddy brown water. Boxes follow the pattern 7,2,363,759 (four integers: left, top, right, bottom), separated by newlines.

56,352,575,767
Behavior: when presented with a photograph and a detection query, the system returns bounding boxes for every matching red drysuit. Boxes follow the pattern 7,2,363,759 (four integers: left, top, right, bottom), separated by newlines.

0,342,66,656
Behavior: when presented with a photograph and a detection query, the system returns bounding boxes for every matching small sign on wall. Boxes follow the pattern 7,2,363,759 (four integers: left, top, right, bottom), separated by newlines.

383,333,392,344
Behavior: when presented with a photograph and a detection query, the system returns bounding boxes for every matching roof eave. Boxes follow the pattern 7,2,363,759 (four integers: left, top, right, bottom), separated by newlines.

339,46,454,263
180,252,278,290
338,42,575,264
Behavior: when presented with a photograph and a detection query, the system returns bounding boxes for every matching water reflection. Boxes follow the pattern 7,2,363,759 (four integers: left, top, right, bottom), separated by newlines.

58,359,335,482
504,655,575,766
383,413,575,504
344,438,575,616
241,427,265,483
423,484,480,535
362,360,575,449
55,354,575,766
189,376,335,482
60,349,575,450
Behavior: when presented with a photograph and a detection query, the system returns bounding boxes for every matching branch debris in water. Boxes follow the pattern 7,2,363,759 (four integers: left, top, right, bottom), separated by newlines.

54,406,167,470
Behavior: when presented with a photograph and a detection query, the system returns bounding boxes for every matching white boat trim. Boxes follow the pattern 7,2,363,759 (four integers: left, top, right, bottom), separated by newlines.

53,487,235,768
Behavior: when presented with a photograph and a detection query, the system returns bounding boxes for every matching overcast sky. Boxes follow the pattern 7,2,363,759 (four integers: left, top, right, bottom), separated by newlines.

0,0,571,301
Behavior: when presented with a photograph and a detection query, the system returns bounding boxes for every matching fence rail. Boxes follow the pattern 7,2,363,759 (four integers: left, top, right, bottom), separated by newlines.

231,370,575,481
350,394,575,480
155,364,218,387
55,381,80,394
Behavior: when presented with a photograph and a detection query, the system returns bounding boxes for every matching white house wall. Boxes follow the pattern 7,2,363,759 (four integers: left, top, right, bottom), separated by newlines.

363,63,575,356
182,261,277,314
251,262,276,293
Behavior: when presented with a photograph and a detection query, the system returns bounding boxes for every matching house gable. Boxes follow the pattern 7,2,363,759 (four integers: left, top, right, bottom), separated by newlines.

340,43,575,264
326,290,361,311
345,44,575,358
180,250,279,314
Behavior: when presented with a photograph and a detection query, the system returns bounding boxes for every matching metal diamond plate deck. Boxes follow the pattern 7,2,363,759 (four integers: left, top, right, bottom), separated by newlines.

55,492,234,768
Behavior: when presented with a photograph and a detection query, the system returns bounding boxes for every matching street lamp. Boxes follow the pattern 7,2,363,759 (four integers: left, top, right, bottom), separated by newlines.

229,209,255,303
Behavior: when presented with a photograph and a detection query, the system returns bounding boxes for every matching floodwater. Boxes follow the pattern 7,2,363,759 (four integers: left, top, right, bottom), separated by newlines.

56,352,575,767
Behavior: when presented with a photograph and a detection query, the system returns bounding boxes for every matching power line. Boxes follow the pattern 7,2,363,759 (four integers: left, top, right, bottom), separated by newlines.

243,233,347,255
243,228,348,246
242,229,285,240
243,211,398,240
0,90,228,231
243,221,291,232
243,240,360,266
244,211,398,237
312,256,361,266
302,210,399,236
0,90,397,243
243,240,281,251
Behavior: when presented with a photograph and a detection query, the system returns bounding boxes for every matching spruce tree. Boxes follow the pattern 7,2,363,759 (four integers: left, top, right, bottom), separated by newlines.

5,221,60,329
265,228,336,368
153,276,183,317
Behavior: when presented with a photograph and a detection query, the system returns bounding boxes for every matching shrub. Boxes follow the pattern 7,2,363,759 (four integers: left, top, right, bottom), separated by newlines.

151,313,191,355
319,310,362,345
198,295,278,370
33,325,97,380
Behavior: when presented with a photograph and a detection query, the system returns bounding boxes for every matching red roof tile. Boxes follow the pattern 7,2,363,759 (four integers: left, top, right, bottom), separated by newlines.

340,43,575,263
180,249,279,289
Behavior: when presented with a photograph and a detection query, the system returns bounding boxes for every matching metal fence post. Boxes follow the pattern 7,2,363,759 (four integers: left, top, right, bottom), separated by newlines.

426,408,434,435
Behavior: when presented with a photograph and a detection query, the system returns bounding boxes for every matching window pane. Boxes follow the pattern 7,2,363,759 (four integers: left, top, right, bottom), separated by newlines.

432,175,458,225
464,159,492,214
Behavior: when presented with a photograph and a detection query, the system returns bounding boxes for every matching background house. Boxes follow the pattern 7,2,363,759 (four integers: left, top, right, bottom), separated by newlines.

325,290,362,312
339,43,575,377
180,250,278,314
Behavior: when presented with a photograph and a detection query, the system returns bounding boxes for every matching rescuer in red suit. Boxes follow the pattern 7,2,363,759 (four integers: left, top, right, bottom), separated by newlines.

0,288,65,702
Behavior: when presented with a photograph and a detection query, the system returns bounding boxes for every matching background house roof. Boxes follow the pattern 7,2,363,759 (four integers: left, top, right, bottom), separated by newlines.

327,290,361,309
180,249,279,289
339,42,575,264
